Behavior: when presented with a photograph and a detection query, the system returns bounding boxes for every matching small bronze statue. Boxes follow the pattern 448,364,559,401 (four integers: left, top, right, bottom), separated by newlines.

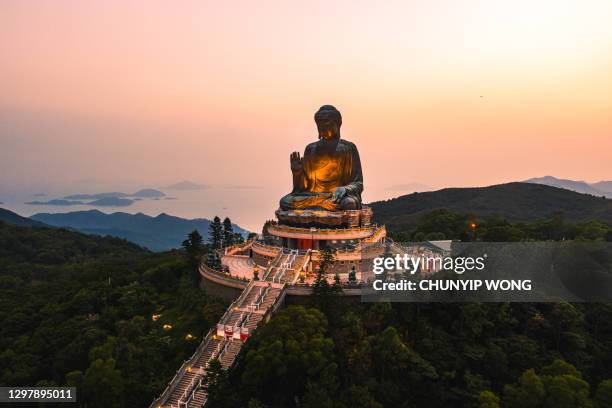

280,105,363,211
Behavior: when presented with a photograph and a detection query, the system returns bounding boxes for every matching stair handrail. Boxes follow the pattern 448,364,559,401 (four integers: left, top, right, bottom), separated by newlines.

260,283,287,321
263,252,285,280
176,334,225,407
178,374,198,407
180,337,226,407
218,341,230,363
241,312,252,329
150,324,219,408
217,282,255,325
149,359,188,408
274,268,286,284
184,376,202,408
245,286,263,312
235,281,258,309
255,285,268,304
237,311,249,328
206,339,224,368
254,284,272,309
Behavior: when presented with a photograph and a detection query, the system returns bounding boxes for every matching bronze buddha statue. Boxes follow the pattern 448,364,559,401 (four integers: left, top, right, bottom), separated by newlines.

280,105,363,211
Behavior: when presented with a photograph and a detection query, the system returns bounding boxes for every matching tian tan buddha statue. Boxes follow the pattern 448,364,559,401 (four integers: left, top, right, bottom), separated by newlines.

280,105,363,211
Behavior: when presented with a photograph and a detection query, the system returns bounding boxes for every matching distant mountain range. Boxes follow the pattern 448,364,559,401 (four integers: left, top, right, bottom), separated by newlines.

29,210,248,251
0,208,250,251
370,182,612,232
525,176,612,198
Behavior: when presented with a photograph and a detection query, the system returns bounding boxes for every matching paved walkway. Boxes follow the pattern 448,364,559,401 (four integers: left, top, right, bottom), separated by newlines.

221,255,255,280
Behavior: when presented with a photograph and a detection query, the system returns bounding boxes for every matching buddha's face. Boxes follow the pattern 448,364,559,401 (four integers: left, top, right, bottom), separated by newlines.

316,114,340,140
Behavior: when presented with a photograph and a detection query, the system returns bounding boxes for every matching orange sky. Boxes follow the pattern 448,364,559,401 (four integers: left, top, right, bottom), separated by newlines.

1,0,611,202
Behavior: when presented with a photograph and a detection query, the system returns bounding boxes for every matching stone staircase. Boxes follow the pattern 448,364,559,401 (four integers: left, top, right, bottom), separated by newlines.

259,286,282,309
150,278,286,408
265,249,310,284
240,284,264,309
243,313,263,330
187,389,207,408
164,369,198,407
219,340,243,369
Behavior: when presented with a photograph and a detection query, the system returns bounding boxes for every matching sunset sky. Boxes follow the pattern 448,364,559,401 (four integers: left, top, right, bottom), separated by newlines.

1,0,611,214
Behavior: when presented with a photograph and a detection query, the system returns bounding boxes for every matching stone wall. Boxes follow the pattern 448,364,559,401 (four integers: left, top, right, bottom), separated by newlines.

200,276,243,302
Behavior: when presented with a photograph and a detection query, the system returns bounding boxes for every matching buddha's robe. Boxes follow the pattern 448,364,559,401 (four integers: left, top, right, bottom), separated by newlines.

280,138,363,211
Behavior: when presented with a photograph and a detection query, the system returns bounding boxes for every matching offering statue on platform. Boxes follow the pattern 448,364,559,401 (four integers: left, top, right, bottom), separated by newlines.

279,105,363,211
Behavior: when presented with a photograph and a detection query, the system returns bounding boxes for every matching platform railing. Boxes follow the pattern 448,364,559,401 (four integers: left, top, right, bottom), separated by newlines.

269,223,378,235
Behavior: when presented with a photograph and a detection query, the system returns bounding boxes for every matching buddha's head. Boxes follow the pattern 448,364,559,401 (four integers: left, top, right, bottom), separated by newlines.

315,105,342,140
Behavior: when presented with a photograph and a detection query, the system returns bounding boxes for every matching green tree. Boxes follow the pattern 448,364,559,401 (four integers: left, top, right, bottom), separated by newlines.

233,232,245,244
503,368,545,408
319,246,336,274
182,229,204,268
237,306,337,407
65,370,84,389
209,216,223,249
312,248,341,318
484,225,526,242
504,360,593,408
594,379,612,408
82,358,123,408
479,390,500,408
223,217,235,247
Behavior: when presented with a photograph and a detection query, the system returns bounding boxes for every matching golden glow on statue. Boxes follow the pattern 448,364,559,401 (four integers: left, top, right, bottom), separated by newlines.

280,105,363,211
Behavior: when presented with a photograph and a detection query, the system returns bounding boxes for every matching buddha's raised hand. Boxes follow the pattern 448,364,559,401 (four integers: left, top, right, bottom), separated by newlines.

290,151,303,173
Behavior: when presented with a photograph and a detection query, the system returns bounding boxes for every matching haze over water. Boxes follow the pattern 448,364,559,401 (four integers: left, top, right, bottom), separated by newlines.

1,182,418,232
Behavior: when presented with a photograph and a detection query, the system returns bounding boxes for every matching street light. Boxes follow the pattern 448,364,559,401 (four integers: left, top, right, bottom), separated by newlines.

253,264,260,281
469,222,478,242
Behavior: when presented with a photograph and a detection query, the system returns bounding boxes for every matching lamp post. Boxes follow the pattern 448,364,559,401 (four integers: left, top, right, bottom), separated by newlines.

470,222,478,241
253,264,260,281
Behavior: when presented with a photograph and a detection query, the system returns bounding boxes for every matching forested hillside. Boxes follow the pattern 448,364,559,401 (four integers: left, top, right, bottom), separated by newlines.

206,301,612,407
0,222,226,407
370,183,612,233
0,208,47,227
2,215,612,407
